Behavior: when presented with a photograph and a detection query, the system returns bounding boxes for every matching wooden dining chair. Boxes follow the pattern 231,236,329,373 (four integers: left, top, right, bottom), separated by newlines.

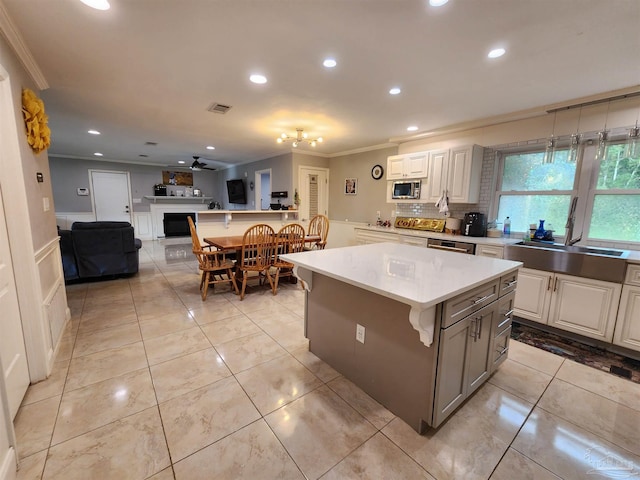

272,223,306,294
307,214,330,250
238,224,276,300
188,217,238,300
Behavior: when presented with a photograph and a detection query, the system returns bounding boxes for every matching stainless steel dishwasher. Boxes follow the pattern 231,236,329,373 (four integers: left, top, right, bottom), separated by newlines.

426,238,476,255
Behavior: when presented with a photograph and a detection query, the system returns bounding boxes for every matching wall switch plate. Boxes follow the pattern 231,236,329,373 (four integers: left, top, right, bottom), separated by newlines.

356,324,365,344
43,196,50,212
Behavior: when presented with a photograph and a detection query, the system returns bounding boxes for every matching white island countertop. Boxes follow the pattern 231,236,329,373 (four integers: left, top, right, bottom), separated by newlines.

282,243,522,346
282,242,521,309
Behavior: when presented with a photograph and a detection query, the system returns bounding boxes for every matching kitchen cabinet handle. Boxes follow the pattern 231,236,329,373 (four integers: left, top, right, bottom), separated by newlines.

473,294,492,305
503,309,514,318
477,317,483,340
496,346,509,355
547,277,553,290
469,319,477,340
504,280,517,288
553,277,558,292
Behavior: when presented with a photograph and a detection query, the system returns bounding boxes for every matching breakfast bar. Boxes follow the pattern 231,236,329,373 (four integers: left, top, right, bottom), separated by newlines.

281,242,522,433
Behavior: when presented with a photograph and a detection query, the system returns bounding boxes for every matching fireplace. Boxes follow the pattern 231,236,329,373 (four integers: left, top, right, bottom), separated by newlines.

163,212,195,237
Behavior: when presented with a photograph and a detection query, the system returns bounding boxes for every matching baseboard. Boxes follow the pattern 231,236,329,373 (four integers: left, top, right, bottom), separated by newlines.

0,447,17,480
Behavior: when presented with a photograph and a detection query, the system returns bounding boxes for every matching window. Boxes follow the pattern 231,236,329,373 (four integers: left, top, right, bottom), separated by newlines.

496,148,578,235
588,142,640,242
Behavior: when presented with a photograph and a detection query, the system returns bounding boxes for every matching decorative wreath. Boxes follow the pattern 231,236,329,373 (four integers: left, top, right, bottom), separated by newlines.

21,88,51,154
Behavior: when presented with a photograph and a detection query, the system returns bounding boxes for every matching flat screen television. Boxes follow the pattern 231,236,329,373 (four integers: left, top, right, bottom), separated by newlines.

226,179,247,204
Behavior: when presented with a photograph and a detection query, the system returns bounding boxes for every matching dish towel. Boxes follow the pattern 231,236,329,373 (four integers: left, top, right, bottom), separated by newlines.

435,190,449,215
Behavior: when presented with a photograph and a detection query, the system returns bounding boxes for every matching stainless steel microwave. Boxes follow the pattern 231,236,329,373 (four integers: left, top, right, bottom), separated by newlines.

392,180,421,200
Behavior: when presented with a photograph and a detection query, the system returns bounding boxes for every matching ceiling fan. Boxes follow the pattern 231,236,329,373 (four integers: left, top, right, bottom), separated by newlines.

190,156,216,171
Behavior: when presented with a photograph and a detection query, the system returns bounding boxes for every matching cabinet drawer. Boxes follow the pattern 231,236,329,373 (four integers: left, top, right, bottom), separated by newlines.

442,279,499,328
476,245,504,259
499,270,519,297
492,326,511,370
495,291,515,335
626,264,640,286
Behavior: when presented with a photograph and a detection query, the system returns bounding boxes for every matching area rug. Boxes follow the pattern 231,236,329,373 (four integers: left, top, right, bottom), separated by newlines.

511,321,640,384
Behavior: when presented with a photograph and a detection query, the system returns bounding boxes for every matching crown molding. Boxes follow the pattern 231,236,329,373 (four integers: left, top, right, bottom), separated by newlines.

390,85,640,145
329,142,398,157
0,2,48,90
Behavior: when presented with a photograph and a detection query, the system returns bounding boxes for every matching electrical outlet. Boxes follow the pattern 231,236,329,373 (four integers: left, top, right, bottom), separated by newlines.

376,210,380,218
356,324,365,344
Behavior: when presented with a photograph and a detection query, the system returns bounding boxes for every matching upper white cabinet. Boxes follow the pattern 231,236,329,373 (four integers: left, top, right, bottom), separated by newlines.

387,152,428,180
426,145,484,204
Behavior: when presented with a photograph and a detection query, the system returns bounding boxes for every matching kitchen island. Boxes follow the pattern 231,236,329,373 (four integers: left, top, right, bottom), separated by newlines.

281,242,521,433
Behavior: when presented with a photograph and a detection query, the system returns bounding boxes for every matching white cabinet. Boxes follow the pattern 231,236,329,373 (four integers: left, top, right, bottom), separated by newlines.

513,268,553,323
354,228,401,245
548,274,621,342
476,245,504,259
613,265,640,352
514,267,622,342
387,152,428,180
426,145,483,203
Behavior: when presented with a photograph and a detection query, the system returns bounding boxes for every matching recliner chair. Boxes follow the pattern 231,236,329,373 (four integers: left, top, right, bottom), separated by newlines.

59,221,141,282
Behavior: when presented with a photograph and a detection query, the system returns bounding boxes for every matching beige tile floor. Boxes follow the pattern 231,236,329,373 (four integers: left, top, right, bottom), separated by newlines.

13,239,640,479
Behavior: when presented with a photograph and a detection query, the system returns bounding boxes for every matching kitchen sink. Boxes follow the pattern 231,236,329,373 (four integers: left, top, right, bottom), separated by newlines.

504,241,628,283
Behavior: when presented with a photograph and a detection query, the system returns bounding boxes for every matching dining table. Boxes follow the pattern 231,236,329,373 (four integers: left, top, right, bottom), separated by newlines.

203,233,320,289
203,234,321,254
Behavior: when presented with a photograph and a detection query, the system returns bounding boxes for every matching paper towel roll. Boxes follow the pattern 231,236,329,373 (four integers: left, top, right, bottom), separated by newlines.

445,218,461,230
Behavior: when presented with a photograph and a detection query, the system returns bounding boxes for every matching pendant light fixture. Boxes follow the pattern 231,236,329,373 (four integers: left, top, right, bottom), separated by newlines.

625,107,640,159
567,106,582,163
543,112,557,164
595,101,611,162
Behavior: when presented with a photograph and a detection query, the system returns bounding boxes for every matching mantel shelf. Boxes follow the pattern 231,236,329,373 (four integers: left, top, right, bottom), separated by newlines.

143,196,212,204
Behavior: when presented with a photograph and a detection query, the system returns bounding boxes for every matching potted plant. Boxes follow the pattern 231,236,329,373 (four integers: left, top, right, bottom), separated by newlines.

294,189,300,209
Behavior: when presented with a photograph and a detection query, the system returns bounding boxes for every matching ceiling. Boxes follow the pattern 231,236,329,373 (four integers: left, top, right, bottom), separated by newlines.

3,0,640,170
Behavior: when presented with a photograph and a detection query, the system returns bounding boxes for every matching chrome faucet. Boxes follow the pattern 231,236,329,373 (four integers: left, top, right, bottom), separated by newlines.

564,196,582,246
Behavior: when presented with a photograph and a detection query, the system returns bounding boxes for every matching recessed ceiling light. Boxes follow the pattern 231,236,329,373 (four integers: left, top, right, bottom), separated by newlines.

178,160,185,164
389,87,401,95
94,152,103,156
323,58,337,68
429,0,449,6
407,126,419,131
206,145,215,150
488,48,506,59
80,0,110,10
249,74,267,84
87,129,100,135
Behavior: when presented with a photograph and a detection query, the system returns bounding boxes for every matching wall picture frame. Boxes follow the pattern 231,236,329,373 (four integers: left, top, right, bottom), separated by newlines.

345,178,357,195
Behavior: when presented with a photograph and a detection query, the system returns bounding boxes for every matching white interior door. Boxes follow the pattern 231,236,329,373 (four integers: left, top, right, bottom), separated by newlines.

255,169,271,210
299,167,329,222
0,186,29,420
90,170,132,222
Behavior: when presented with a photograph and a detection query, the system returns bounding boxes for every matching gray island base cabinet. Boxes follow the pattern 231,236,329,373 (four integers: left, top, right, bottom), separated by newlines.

287,244,520,433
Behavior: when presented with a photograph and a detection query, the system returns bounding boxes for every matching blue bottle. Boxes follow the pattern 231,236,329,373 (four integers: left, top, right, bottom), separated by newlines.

534,220,546,240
